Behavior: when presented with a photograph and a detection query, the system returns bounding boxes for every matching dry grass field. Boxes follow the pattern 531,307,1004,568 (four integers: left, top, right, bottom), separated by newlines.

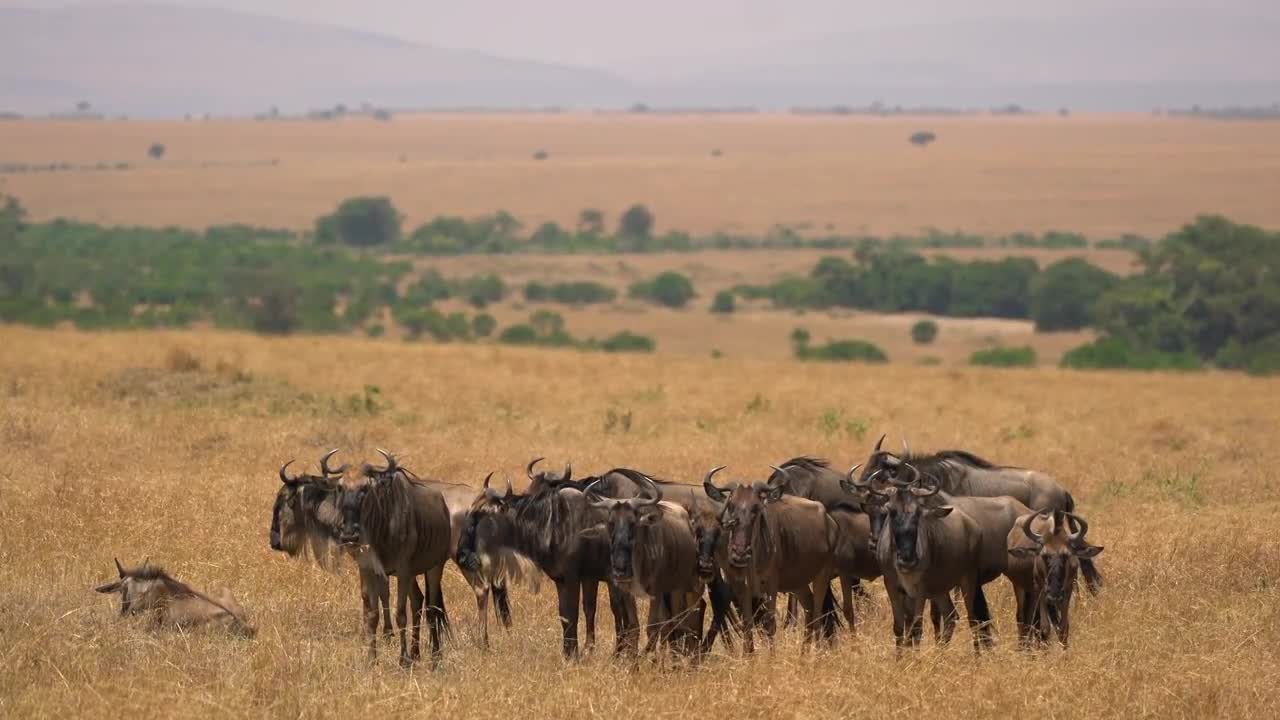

2,326,1278,718
4,113,1280,237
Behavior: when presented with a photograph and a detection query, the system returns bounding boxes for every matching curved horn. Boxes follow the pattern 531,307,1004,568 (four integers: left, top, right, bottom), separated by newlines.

584,478,614,508
280,460,299,484
874,434,885,452
115,558,126,578
482,471,494,490
637,474,662,506
902,435,910,458
908,467,939,497
319,448,347,476
890,461,920,487
527,457,544,481
703,465,728,489
1020,513,1045,544
562,462,572,483
1067,513,1089,543
375,448,398,474
768,465,791,487
505,475,514,499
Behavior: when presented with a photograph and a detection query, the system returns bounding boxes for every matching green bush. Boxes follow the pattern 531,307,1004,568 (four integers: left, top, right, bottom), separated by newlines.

457,273,505,308
472,312,496,338
1030,258,1118,331
316,196,401,248
524,281,550,302
1060,336,1201,371
797,339,888,364
498,324,540,345
911,319,938,344
969,346,1037,368
619,204,654,240
601,331,656,353
630,271,695,308
711,290,736,314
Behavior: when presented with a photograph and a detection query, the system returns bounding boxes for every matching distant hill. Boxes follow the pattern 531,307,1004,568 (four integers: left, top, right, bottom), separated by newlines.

0,4,631,116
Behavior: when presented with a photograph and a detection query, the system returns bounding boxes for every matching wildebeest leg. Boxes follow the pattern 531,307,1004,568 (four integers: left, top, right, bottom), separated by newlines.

793,586,817,649
607,582,639,657
958,577,993,653
904,593,926,648
556,577,582,659
702,573,736,654
359,570,381,661
1014,588,1033,649
470,570,491,651
424,565,446,669
760,591,779,644
934,594,958,645
394,573,413,668
407,578,424,662
734,584,756,654
581,579,599,654
783,593,799,629
642,598,663,655
840,576,857,631
493,579,513,628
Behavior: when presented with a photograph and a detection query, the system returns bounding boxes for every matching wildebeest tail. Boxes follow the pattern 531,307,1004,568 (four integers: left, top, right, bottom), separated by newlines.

821,581,842,638
1079,558,1104,596
709,572,738,634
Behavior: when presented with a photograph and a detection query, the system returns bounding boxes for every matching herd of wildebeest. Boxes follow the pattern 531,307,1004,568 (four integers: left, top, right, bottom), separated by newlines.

95,436,1105,668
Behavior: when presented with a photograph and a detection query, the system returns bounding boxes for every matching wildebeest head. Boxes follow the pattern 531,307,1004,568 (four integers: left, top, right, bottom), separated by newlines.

585,474,662,581
841,462,891,552
93,559,255,637
1010,511,1103,603
703,466,784,569
854,433,913,486
270,450,342,554
456,472,517,572
688,500,723,581
525,457,573,493
329,449,400,547
884,465,953,571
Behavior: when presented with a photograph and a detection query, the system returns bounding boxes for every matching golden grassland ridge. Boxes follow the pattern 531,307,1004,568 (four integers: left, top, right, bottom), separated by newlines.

1,327,1278,718
3,114,1280,237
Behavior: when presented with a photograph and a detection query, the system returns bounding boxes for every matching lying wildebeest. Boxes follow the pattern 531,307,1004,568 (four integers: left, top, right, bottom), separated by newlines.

703,466,838,652
855,435,1102,595
1007,510,1103,648
867,467,994,651
95,559,255,638
329,449,452,667
585,473,704,658
455,459,639,659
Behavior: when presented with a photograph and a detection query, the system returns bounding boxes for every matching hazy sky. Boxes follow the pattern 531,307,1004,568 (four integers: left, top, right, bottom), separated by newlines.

10,1,1278,66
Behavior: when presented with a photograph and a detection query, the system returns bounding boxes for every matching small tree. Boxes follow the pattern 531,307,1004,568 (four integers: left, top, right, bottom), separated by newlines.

908,131,936,147
911,319,939,344
711,290,736,314
147,143,166,159
618,204,654,239
578,208,605,235
319,196,401,248
790,327,811,348
630,271,694,309
472,312,497,338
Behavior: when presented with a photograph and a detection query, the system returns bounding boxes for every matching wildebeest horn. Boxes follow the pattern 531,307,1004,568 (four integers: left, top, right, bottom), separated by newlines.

482,472,494,490
908,467,939,497
562,462,572,483
280,460,299,484
1021,513,1045,544
637,474,662,506
584,478,614,508
505,476,514,498
1067,513,1089,543
320,448,347,476
115,557,125,578
902,435,910,457
874,434,885,452
704,465,728,488
891,462,920,487
527,457,544,481
375,448,398,474
768,465,791,487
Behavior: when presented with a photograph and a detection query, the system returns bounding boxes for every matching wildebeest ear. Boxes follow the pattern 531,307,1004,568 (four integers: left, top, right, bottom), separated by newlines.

638,506,662,525
1007,547,1039,559
925,505,953,518
1075,544,1104,558
577,522,607,540
94,580,123,594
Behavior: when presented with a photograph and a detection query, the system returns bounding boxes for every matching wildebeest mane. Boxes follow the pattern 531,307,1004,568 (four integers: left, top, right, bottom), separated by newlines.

361,469,434,553
508,484,591,572
903,449,1006,483
779,456,831,473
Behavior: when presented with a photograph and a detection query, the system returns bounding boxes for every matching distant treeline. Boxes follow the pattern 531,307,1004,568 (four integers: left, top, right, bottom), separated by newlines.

2,194,1276,374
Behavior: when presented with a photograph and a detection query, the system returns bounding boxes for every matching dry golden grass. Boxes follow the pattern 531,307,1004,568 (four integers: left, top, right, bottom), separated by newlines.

4,114,1280,237
3,327,1279,717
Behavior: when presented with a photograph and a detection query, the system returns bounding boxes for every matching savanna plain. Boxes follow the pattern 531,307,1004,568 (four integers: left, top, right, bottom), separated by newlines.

2,327,1278,719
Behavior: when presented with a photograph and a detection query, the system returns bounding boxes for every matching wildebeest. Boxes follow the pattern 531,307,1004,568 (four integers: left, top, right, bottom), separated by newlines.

270,453,343,566
455,459,639,659
1007,510,1103,648
330,449,452,667
869,467,994,651
585,473,704,657
94,559,255,638
703,466,838,652
856,435,1102,595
